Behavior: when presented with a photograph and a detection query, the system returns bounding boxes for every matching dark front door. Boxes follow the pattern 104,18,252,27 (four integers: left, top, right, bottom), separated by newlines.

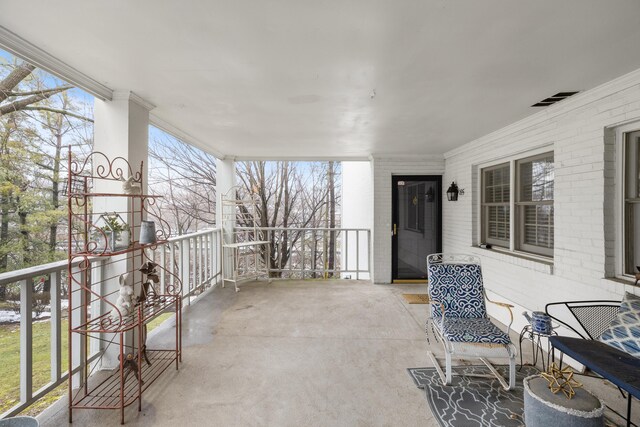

392,175,442,281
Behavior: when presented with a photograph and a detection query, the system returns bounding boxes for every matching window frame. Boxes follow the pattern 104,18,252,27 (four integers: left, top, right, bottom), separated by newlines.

515,152,554,257
481,162,511,248
478,147,554,259
617,124,640,278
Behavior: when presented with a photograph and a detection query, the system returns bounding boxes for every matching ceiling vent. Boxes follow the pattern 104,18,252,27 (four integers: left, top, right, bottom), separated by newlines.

531,91,579,107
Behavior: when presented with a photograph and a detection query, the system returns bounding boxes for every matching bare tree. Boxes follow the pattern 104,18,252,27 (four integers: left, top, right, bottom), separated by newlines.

236,161,340,278
148,132,216,235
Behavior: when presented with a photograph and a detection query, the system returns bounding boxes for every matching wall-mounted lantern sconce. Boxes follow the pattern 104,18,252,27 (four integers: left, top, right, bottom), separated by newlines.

425,186,435,203
446,182,465,201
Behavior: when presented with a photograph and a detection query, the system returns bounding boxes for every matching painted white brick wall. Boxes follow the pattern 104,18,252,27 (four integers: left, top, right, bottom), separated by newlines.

341,161,373,279
443,68,640,330
371,156,445,283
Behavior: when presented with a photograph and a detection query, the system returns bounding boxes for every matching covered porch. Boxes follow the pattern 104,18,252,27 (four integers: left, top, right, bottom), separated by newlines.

38,280,433,426
1,1,640,425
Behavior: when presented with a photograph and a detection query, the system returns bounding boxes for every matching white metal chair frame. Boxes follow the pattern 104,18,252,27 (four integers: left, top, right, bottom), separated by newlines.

426,253,517,390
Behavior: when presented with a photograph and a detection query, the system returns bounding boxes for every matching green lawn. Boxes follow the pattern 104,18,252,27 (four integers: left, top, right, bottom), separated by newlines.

0,311,174,416
0,319,69,416
147,312,173,332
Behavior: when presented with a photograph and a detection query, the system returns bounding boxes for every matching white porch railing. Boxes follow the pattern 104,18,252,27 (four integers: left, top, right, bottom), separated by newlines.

236,227,371,279
154,228,222,306
0,257,105,418
0,226,370,418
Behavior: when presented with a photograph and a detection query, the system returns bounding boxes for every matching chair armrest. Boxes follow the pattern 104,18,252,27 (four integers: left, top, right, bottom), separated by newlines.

485,295,514,332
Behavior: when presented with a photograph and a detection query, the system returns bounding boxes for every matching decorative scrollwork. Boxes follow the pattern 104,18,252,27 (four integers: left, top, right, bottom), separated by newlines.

69,150,142,183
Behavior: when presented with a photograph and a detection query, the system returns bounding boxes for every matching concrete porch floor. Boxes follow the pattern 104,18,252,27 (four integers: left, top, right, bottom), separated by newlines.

38,280,638,426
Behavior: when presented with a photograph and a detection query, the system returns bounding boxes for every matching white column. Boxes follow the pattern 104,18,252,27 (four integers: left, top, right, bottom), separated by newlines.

341,161,373,280
215,158,236,230
91,91,153,368
216,158,236,280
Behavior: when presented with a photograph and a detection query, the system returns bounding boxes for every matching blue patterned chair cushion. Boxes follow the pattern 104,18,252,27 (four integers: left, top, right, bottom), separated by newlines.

438,317,511,344
428,263,486,319
599,292,640,358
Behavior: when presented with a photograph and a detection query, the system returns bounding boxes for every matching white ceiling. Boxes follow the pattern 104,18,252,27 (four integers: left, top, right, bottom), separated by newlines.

2,1,640,159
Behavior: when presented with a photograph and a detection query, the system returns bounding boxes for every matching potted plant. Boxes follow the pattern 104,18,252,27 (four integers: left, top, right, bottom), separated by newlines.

95,212,131,251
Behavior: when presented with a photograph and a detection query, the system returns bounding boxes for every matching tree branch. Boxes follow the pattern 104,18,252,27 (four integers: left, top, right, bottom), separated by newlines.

0,62,36,103
3,86,73,98
0,86,72,116
20,106,93,122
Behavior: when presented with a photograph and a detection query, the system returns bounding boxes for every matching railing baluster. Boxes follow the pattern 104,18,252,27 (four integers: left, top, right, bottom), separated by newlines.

160,243,166,294
333,230,338,277
356,230,360,280
170,241,176,292
367,230,372,279
20,278,33,404
345,231,349,277
288,232,292,278
191,237,196,297
203,233,209,285
323,230,328,279
178,239,185,302
300,231,305,280
50,271,61,382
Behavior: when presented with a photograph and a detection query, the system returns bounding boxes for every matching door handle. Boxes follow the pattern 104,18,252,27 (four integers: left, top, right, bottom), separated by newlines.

393,224,397,235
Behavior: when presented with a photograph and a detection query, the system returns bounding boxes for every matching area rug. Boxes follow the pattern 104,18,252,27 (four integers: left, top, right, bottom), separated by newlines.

407,365,539,427
402,294,430,304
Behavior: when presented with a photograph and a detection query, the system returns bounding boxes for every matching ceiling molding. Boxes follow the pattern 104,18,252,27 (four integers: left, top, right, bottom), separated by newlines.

369,154,444,162
150,114,226,160
232,155,371,162
0,25,113,101
112,90,156,111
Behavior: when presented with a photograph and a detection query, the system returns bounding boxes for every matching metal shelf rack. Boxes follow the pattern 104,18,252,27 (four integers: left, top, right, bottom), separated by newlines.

66,149,182,424
221,186,271,291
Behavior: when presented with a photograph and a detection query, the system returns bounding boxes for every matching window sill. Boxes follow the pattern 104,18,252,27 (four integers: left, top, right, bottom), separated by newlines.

470,246,554,275
600,275,640,291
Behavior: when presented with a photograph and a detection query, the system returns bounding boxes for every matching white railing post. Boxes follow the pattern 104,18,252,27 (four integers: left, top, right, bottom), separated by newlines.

170,240,176,293
191,237,197,295
179,238,190,303
217,229,221,282
159,243,166,294
203,233,209,285
367,230,372,278
91,259,106,356
356,230,360,280
20,278,33,404
50,271,61,382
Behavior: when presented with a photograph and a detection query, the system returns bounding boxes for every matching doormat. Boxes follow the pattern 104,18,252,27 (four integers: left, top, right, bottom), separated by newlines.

402,294,430,304
407,365,539,427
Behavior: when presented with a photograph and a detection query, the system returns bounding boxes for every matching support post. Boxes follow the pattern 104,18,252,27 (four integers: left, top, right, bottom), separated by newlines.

93,90,153,368
216,158,236,280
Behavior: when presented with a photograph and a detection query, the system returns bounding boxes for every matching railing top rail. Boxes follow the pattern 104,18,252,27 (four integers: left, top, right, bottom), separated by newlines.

0,256,108,286
167,228,219,242
235,227,371,232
